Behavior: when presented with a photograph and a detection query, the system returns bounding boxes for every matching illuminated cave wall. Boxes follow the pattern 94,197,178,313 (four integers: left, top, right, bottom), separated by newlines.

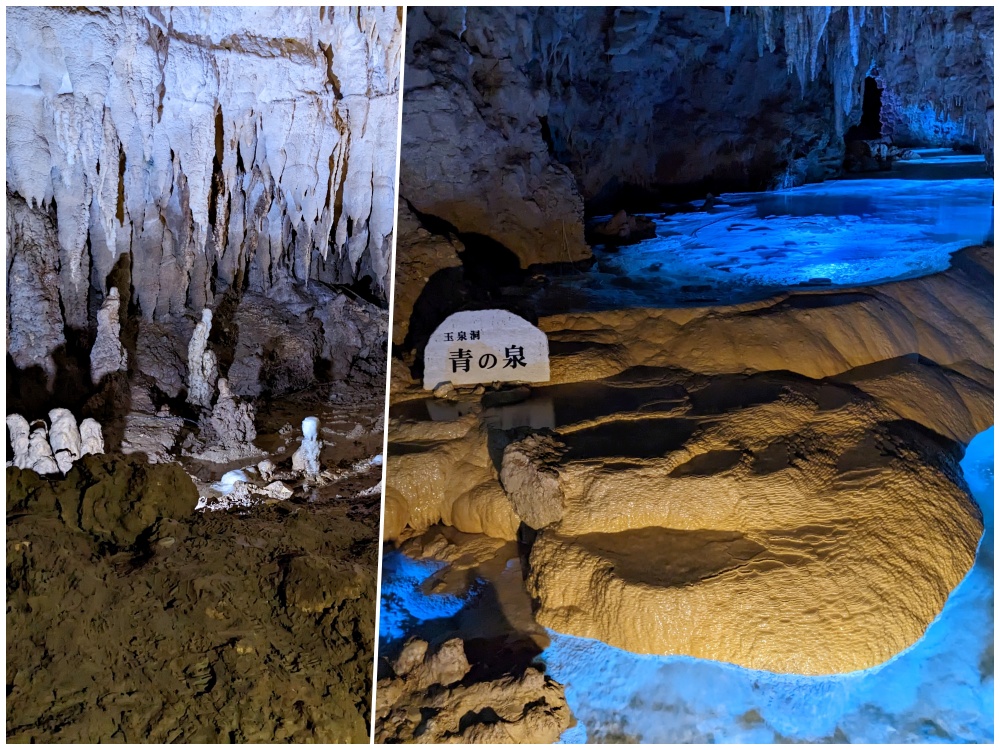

6,6,401,380
402,6,992,236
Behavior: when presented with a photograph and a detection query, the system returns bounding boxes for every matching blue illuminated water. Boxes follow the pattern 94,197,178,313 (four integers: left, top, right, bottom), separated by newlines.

542,170,992,311
378,428,994,743
378,550,468,644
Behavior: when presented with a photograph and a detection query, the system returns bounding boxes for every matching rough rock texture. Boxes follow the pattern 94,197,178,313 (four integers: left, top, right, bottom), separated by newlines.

7,457,378,742
383,414,520,542
90,287,127,383
187,309,218,408
7,454,197,544
404,7,990,216
391,201,463,349
499,433,566,530
120,414,185,464
6,194,64,384
520,366,983,675
538,246,993,390
375,638,573,743
187,378,261,464
402,8,590,270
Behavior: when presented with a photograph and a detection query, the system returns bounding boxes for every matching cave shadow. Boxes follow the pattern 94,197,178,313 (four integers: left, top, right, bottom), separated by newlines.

377,567,544,685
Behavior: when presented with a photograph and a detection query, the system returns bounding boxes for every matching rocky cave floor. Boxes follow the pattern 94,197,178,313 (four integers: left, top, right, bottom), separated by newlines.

7,381,385,743
378,236,993,741
378,379,993,743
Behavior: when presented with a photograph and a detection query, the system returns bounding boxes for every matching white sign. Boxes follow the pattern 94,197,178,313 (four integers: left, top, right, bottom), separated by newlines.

423,310,550,390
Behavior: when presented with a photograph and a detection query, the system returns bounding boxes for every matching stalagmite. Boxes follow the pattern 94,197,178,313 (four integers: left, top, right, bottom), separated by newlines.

90,287,128,383
79,418,105,456
291,416,322,477
187,309,218,409
198,378,259,461
27,422,60,475
6,414,31,469
48,408,82,475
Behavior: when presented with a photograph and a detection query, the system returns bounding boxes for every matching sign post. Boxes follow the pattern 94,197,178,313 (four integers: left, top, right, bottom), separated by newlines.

423,310,550,391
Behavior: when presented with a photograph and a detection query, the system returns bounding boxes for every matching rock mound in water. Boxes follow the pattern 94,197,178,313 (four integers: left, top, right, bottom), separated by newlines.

520,367,986,675
7,453,199,546
590,209,657,244
375,638,573,743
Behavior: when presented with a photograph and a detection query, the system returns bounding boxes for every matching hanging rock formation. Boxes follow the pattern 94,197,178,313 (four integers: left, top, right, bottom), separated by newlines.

90,287,127,383
7,5,401,401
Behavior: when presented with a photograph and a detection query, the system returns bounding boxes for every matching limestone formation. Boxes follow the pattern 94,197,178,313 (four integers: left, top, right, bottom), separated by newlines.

187,309,218,409
79,419,105,456
47,409,82,475
121,415,184,464
499,433,567,530
90,288,128,384
384,414,520,542
401,9,590,270
538,246,994,392
8,412,103,475
375,638,573,743
591,210,657,244
27,423,59,476
291,417,322,477
518,366,984,674
6,7,402,384
385,246,993,675
193,378,260,463
7,414,31,469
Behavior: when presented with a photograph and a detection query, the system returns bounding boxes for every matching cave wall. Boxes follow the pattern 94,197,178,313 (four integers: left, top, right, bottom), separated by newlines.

393,6,992,365
401,7,590,270
7,6,401,380
402,6,992,225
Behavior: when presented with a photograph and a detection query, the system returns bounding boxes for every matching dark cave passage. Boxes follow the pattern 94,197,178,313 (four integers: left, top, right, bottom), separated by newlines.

846,76,884,143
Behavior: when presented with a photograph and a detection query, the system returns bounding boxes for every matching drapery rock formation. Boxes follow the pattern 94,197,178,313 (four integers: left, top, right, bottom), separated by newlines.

7,6,400,418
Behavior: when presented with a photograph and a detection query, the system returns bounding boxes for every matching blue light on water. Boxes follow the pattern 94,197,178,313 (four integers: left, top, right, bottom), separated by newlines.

378,549,472,644
550,175,993,312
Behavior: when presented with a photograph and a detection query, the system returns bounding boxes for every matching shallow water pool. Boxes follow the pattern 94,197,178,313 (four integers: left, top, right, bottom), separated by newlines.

540,168,992,312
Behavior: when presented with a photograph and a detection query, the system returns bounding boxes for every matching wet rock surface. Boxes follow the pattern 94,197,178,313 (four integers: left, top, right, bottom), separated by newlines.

384,246,992,677
375,637,572,743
